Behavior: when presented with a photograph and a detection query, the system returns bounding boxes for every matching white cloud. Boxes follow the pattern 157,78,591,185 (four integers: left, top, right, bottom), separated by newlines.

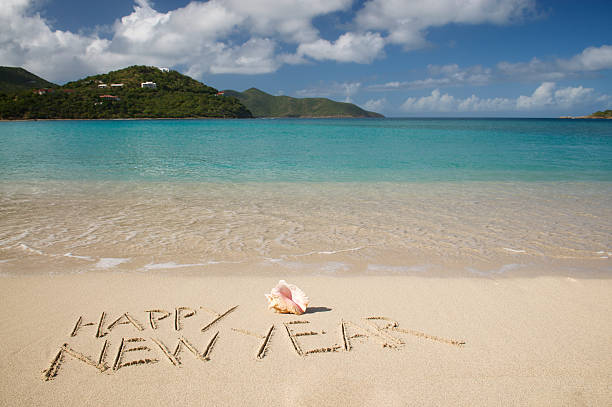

223,0,352,43
401,82,607,113
2,0,610,89
297,32,385,64
340,82,362,103
0,0,355,82
356,0,535,49
456,94,514,112
370,45,612,92
551,85,597,108
496,58,568,81
208,38,280,74
564,45,612,71
515,81,556,109
0,0,547,83
497,45,612,81
364,98,387,112
402,89,461,112
369,64,492,91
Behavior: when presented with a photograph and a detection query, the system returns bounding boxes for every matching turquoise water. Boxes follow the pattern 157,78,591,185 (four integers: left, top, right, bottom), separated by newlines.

0,118,611,182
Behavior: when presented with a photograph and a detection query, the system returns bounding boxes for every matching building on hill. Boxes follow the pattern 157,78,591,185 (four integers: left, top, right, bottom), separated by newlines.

216,91,225,96
141,81,157,89
158,67,169,73
111,83,124,88
98,83,108,88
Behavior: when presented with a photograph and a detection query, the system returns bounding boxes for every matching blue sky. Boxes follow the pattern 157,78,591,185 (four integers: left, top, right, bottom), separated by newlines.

2,0,611,116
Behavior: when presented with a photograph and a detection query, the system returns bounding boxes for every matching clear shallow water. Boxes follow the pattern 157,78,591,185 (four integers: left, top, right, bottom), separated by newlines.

0,119,611,276
0,118,611,182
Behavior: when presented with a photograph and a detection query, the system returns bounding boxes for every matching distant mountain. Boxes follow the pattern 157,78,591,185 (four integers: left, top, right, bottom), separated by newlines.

223,88,384,118
0,67,56,93
0,66,252,119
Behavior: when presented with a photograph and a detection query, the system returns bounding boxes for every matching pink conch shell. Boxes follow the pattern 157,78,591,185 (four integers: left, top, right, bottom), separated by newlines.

265,280,309,315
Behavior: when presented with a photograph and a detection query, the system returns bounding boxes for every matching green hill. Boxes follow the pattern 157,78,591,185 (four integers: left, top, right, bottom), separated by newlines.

560,109,612,119
589,109,612,118
0,66,252,119
223,88,384,118
0,67,56,93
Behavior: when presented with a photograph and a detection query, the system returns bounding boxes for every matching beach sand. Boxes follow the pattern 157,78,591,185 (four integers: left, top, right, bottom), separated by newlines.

1,271,610,406
1,180,611,405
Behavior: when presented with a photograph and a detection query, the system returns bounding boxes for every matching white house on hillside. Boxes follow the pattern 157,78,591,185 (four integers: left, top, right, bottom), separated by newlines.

141,81,157,89
158,67,169,73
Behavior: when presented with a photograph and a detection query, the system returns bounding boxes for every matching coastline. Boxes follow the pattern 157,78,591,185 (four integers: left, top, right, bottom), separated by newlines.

2,180,610,278
0,115,382,122
559,116,612,119
0,117,246,122
1,118,611,405
1,272,611,406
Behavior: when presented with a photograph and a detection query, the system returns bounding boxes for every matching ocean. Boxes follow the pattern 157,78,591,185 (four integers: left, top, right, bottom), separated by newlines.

1,118,611,276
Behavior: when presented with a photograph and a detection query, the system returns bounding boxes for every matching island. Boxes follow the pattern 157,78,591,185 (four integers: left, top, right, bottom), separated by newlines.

0,66,252,119
0,66,384,120
560,110,612,119
223,88,384,118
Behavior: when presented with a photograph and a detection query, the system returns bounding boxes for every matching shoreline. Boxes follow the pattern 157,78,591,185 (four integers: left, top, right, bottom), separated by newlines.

1,271,610,405
2,180,610,278
559,115,612,119
1,118,610,404
6,116,612,122
0,115,382,122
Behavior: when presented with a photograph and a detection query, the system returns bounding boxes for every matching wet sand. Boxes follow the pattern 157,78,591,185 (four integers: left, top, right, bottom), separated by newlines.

1,180,611,405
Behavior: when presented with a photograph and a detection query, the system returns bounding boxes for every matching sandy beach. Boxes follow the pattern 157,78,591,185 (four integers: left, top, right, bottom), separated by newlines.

2,0,612,402
1,271,610,406
1,120,611,405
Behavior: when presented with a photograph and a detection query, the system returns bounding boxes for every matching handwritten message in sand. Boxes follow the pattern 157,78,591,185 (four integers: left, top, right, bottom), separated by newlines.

42,305,464,381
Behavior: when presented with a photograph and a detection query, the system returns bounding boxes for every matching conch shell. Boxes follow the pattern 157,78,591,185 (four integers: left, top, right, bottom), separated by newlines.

265,280,309,315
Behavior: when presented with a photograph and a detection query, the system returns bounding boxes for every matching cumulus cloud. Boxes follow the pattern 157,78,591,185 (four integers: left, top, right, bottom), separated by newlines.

497,45,612,81
401,82,607,113
0,0,356,82
370,45,612,92
222,0,352,44
0,0,547,83
356,0,535,49
363,98,387,112
297,32,385,64
565,45,612,71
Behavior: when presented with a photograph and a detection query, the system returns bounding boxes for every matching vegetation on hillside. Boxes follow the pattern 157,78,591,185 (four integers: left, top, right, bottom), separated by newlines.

0,66,252,119
224,88,384,118
0,67,56,93
590,109,612,118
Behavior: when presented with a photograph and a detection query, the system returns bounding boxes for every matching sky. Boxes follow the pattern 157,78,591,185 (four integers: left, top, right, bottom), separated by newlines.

2,0,612,117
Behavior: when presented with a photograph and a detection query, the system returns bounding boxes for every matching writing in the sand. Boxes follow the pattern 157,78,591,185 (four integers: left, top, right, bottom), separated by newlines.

42,305,465,381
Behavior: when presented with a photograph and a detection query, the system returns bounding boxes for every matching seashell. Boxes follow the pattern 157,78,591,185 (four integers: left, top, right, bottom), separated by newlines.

265,280,309,315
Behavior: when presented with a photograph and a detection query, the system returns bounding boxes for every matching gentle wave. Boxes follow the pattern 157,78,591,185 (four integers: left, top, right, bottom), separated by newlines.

1,181,611,276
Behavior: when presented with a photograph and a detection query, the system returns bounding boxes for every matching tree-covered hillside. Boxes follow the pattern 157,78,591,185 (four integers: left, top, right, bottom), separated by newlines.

0,66,252,119
0,67,56,93
589,110,612,118
223,88,384,118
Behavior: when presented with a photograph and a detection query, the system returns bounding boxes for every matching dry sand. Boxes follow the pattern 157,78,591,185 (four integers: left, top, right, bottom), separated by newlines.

1,271,610,406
